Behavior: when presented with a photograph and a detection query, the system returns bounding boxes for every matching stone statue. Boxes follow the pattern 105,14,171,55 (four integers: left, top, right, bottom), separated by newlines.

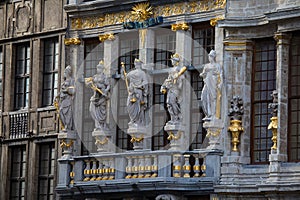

122,58,149,127
200,50,223,121
57,65,75,131
85,60,110,130
160,53,186,125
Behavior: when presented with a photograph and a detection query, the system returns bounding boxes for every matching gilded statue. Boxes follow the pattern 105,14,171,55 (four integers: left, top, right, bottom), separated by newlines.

161,53,186,125
121,59,149,127
85,61,110,130
200,50,223,121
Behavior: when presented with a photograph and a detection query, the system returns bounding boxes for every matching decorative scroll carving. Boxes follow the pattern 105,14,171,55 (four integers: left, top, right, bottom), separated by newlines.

64,38,81,45
210,15,225,26
70,0,226,30
98,33,115,42
171,23,189,31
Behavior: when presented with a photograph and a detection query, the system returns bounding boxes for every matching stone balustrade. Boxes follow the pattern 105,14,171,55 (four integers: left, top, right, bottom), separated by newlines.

57,149,222,193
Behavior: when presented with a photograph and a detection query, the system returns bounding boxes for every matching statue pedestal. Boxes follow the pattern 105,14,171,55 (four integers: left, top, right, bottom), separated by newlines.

203,119,223,150
58,130,77,159
164,123,185,151
127,126,149,151
92,128,113,153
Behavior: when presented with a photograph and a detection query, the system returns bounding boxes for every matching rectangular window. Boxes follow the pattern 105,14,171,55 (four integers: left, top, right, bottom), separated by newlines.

251,38,276,163
38,143,55,200
116,32,139,151
190,24,214,149
192,23,215,67
289,34,300,162
0,46,3,109
82,39,104,155
152,75,169,150
10,145,27,200
154,29,176,70
15,43,30,110
42,38,59,107
190,71,206,150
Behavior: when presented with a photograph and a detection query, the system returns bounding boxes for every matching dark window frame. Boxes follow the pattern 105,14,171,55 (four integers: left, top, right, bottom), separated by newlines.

251,38,276,164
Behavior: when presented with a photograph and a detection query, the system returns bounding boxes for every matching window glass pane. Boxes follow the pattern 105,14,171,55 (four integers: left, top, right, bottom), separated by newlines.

251,38,276,163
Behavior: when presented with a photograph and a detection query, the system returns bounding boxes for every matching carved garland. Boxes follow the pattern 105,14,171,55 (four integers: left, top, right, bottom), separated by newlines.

70,0,226,30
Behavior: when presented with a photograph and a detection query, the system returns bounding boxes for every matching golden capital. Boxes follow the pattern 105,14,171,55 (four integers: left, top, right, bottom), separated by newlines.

99,33,115,42
64,38,81,46
171,23,189,31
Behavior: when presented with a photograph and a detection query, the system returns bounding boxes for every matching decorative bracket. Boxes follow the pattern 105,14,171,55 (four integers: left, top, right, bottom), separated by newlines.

64,38,81,45
171,22,189,31
99,33,115,42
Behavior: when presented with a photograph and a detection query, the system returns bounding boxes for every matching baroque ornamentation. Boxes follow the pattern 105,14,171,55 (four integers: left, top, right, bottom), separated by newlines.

98,33,115,42
70,0,226,30
64,38,81,45
171,23,189,31
228,96,244,152
268,90,278,151
210,15,225,26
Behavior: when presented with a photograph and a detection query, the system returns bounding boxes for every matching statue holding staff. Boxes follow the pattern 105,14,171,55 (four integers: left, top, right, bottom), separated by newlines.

121,58,149,127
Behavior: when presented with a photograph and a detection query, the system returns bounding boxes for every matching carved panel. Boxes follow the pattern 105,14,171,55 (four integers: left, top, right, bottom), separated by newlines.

38,109,58,135
15,2,32,34
0,8,4,38
43,0,62,30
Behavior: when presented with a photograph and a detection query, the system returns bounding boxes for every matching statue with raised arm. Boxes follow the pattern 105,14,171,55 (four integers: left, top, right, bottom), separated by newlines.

85,60,110,130
160,53,187,125
56,65,75,131
200,50,223,121
121,58,149,127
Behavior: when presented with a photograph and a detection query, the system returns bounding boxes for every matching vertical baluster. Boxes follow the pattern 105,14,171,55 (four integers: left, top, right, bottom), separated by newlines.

109,158,115,180
96,160,103,181
132,157,139,179
172,154,181,178
183,155,191,178
138,156,145,178
125,157,133,179
102,159,109,180
69,162,75,184
201,156,206,177
83,160,91,181
17,114,20,138
151,155,158,178
24,113,28,137
144,155,152,178
90,160,97,181
193,154,200,178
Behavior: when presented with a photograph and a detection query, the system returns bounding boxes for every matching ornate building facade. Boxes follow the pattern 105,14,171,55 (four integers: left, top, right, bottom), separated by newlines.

1,0,300,200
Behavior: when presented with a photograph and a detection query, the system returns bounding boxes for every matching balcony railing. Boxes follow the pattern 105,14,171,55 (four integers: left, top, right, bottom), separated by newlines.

56,149,222,197
9,112,28,139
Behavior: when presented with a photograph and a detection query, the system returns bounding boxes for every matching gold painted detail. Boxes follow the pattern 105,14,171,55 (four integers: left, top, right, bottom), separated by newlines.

268,116,278,150
98,33,115,42
206,128,221,137
131,2,153,22
130,135,144,143
167,131,182,140
171,23,189,31
71,0,226,30
210,15,224,26
60,139,74,149
64,38,81,45
53,96,65,130
95,137,109,145
228,119,244,152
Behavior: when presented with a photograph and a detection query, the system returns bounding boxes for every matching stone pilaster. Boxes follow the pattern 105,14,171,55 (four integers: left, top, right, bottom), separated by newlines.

175,25,192,150
272,32,291,162
223,38,253,163
104,34,119,152
65,41,83,156
138,29,155,150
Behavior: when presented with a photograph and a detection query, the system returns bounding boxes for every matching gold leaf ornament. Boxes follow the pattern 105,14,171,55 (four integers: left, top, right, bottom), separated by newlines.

131,2,153,21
